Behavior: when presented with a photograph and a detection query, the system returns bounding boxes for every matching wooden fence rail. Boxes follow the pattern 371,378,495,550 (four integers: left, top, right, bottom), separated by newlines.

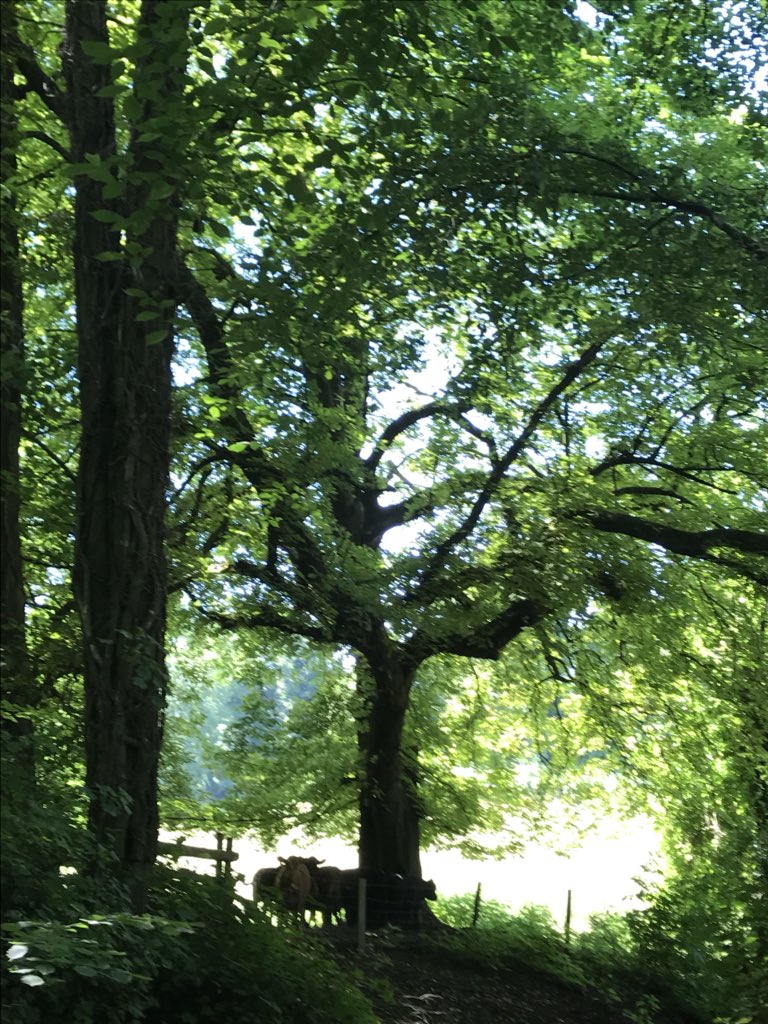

158,833,238,878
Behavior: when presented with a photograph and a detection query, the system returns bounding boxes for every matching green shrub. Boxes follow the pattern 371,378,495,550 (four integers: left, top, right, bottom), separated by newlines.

625,864,768,1024
432,894,587,987
2,867,378,1024
1,763,88,921
145,868,378,1024
2,914,188,1024
434,888,767,1024
431,895,713,1024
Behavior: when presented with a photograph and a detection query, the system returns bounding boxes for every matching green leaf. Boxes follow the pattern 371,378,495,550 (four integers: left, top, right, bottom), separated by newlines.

258,33,283,51
124,95,142,121
108,968,133,984
136,311,158,322
149,182,175,201
205,17,230,34
91,209,122,224
95,83,126,98
80,40,114,64
208,220,230,239
102,180,124,200
146,330,168,345
74,964,99,978
74,161,115,184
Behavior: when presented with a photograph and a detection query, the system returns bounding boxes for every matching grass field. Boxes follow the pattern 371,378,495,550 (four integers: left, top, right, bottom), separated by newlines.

160,814,661,931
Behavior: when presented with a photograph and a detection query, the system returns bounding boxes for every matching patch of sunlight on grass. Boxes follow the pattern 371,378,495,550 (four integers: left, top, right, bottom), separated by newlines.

423,817,662,930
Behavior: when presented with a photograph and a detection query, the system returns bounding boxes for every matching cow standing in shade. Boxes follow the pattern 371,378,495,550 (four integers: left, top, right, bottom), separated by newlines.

310,865,345,928
252,865,279,906
341,869,438,930
274,855,314,927
401,875,438,928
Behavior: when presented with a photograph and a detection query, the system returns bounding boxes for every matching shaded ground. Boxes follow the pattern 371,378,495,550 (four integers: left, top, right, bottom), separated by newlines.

327,933,699,1024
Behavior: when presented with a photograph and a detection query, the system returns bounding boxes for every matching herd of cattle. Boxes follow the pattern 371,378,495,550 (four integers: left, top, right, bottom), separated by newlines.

253,855,438,930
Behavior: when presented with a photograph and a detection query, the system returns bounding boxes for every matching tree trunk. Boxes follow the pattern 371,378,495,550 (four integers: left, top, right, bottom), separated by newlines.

357,640,423,877
749,684,768,965
0,3,34,780
63,0,189,907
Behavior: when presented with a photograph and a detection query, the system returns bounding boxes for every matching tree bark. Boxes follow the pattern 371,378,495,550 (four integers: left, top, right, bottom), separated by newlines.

1,2,34,781
356,637,423,878
62,0,189,906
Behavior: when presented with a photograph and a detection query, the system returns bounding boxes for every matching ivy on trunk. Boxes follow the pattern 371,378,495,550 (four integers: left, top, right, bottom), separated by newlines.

59,0,191,905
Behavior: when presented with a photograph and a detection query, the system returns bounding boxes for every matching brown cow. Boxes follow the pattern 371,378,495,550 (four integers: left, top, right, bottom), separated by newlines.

252,865,279,906
310,865,344,928
280,856,343,929
275,855,314,927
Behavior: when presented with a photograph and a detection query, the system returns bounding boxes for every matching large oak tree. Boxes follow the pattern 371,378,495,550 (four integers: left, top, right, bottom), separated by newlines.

166,1,767,876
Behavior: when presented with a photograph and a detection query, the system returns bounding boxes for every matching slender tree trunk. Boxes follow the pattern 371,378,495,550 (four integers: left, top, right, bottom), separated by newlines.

749,661,768,965
62,0,189,908
0,2,34,780
357,637,423,877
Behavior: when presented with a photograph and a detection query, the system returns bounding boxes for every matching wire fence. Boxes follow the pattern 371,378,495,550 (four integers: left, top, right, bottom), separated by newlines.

160,836,577,950
252,864,438,948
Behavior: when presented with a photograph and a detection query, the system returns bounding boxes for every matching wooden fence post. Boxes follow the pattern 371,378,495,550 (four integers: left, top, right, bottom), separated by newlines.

357,877,367,952
215,833,223,879
471,883,482,927
564,888,572,948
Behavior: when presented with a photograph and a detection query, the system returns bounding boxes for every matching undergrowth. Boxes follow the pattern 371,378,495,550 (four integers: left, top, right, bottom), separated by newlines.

2,864,377,1024
431,892,762,1024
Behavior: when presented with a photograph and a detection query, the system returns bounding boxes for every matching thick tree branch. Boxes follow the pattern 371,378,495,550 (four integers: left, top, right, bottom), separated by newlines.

172,257,259,444
21,130,70,160
456,413,499,461
558,146,644,183
228,557,311,609
573,508,768,571
366,401,468,471
555,144,767,261
579,189,767,261
170,453,223,502
591,451,741,493
410,333,611,599
11,38,67,121
170,467,215,540
24,432,78,483
369,469,491,540
614,485,694,505
173,258,330,589
199,604,328,644
404,597,546,666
